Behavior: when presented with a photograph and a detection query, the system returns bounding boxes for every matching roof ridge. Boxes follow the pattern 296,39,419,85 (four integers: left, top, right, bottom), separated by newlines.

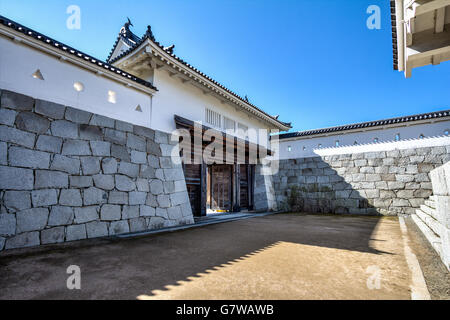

278,109,450,139
0,15,157,91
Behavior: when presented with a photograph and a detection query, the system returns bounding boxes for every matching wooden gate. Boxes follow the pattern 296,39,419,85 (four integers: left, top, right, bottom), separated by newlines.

211,165,233,211
183,164,201,216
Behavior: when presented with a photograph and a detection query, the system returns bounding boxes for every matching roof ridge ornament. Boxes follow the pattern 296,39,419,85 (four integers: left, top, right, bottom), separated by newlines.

164,44,175,54
145,25,156,42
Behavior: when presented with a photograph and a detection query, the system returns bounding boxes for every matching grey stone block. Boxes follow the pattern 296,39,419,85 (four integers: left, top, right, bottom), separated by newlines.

155,131,169,144
62,140,91,156
0,125,35,148
0,237,4,251
109,191,128,204
164,168,184,181
127,134,146,151
9,147,50,169
133,126,155,140
36,135,63,153
66,224,87,241
90,114,115,128
35,99,65,119
51,120,78,139
1,90,34,111
150,179,164,195
136,179,149,192
83,187,107,206
170,192,189,206
93,174,115,191
0,214,16,236
32,189,58,207
50,154,80,174
160,144,175,157
115,175,135,192
148,216,165,229
109,220,130,235
0,166,34,190
174,180,187,192
180,202,192,217
4,191,31,212
35,170,68,189
41,227,65,244
16,208,49,233
146,194,158,207
129,191,147,205
115,120,133,132
81,157,101,175
0,142,6,165
48,206,74,226
129,217,147,232
65,107,92,124
15,112,50,134
111,144,130,162
79,125,103,141
0,108,17,126
122,205,140,219
86,221,109,238
70,176,93,188
59,189,83,207
155,169,164,180
90,141,110,156
100,204,121,221
157,195,171,208
147,140,162,156
396,174,415,183
131,150,147,164
74,206,99,224
140,205,156,217
139,165,155,179
5,232,40,250
102,158,118,174
105,129,126,145
167,206,182,220
164,181,175,194
156,208,168,219
159,157,173,169
147,155,160,168
118,162,139,178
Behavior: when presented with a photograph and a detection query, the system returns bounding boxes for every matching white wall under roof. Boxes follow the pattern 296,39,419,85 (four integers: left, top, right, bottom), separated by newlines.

277,120,450,160
151,69,273,145
0,36,152,128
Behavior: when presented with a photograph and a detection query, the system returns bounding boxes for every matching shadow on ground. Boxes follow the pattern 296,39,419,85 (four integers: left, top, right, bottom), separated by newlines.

0,214,410,300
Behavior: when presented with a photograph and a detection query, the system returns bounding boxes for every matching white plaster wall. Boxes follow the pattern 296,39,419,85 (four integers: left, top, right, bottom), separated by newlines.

0,36,152,128
151,69,273,145
277,121,450,160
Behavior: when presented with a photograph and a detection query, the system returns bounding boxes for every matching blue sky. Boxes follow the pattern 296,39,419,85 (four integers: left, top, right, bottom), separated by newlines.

1,0,449,132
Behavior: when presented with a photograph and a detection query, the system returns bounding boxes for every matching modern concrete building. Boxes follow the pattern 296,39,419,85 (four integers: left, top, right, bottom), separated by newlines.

391,0,450,77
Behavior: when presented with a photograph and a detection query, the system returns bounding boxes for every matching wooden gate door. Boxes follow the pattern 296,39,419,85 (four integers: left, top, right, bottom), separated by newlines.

211,165,233,211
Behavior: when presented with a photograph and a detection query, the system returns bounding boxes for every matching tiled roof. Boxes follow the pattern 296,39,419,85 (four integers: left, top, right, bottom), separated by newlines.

0,15,157,91
107,22,292,129
278,110,450,140
390,0,399,70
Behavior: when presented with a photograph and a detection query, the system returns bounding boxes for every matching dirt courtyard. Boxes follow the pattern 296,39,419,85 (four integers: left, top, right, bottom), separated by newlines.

0,214,447,300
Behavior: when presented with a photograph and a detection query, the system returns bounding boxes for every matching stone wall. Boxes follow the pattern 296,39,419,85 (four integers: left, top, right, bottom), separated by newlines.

0,90,193,251
274,148,450,215
429,162,450,270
